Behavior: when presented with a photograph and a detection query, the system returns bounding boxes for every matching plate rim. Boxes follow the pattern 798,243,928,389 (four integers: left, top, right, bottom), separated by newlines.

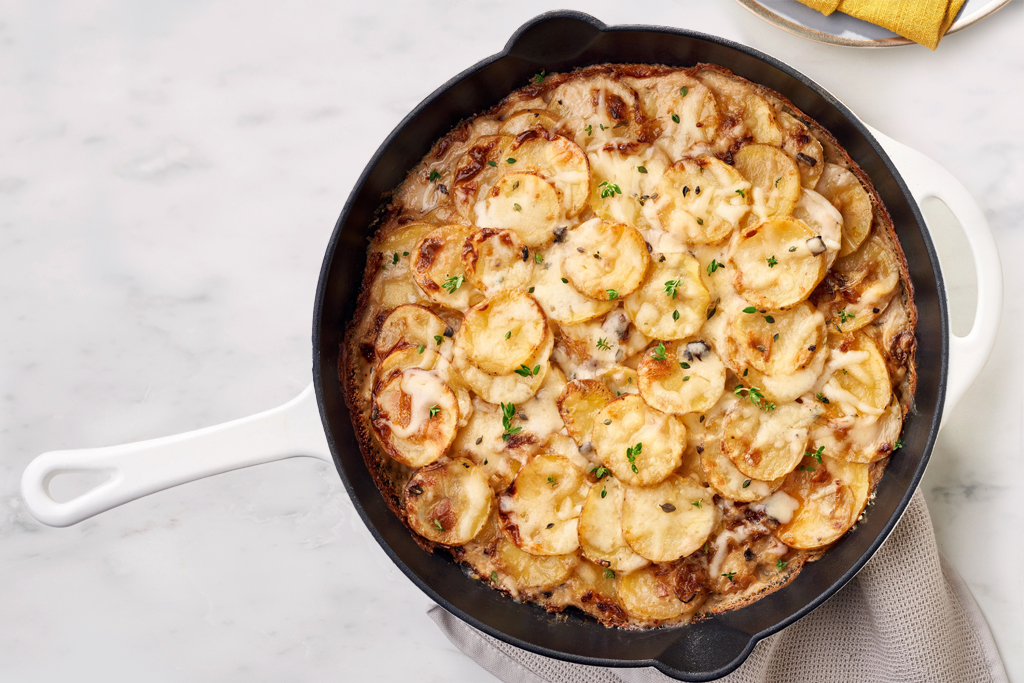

734,0,1013,47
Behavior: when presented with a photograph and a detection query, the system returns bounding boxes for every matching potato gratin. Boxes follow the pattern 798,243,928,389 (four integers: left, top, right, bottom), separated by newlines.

343,64,917,628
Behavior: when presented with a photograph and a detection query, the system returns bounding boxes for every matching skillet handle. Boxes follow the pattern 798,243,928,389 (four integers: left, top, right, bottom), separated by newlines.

866,126,1002,427
21,384,331,527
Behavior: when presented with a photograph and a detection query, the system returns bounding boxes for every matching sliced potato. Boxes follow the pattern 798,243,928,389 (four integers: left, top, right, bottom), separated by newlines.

587,144,669,228
821,454,870,524
563,219,650,301
721,400,815,481
599,364,641,397
815,163,872,257
779,112,824,189
637,340,726,416
452,134,512,220
558,379,614,447
622,475,718,562
404,458,493,545
731,216,827,309
473,173,563,248
626,72,720,159
375,344,441,390
454,329,553,405
547,76,645,146
697,69,783,146
461,227,534,295
499,454,590,555
776,456,856,549
372,369,460,468
578,478,650,574
815,394,903,464
701,432,783,503
374,304,449,363
495,537,578,589
455,290,548,375
623,252,710,340
616,566,687,621
529,243,617,324
821,230,901,333
728,301,826,377
507,133,591,217
819,332,890,417
569,560,624,622
411,224,480,310
792,188,843,269
592,394,685,486
733,143,801,220
499,109,561,136
557,311,648,366
656,156,751,245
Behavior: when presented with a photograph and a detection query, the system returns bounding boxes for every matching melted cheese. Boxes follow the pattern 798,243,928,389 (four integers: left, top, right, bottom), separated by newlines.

385,369,449,439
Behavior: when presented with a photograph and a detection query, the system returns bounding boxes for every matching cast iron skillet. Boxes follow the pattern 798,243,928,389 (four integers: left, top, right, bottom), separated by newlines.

313,11,946,681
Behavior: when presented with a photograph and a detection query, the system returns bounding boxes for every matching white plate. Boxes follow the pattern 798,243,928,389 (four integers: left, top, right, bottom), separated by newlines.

735,0,1012,47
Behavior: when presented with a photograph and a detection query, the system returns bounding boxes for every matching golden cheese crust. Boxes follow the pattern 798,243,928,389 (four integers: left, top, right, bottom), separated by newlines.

342,63,917,629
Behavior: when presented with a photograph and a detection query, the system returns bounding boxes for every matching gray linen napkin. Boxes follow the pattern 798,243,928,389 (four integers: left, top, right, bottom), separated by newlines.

429,491,1008,683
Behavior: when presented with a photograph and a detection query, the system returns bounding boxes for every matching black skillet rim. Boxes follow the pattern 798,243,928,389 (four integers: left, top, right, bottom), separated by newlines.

312,10,948,680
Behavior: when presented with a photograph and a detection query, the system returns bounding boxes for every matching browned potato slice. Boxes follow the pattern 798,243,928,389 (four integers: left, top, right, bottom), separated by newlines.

733,143,801,219
728,301,826,377
623,252,710,340
404,458,493,545
375,344,441,390
547,76,645,146
721,400,816,481
372,369,460,468
599,365,641,397
507,133,591,217
455,290,548,375
779,112,824,189
701,432,784,503
821,231,901,333
815,163,873,257
374,304,449,363
452,134,513,220
731,216,827,310
815,394,903,464
578,478,650,573
592,394,685,486
412,224,480,310
499,109,561,136
616,566,688,621
569,560,624,623
473,173,563,247
625,72,720,159
776,456,857,549
563,219,650,301
558,379,614,447
622,475,718,562
454,329,553,405
372,221,437,309
821,454,870,523
656,156,751,245
697,69,783,146
494,537,578,589
820,332,891,417
529,244,617,324
499,454,590,555
637,340,726,416
461,227,535,295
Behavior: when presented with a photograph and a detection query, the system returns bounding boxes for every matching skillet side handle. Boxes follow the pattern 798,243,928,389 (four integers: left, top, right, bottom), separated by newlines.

654,620,756,681
21,384,331,527
866,126,1002,427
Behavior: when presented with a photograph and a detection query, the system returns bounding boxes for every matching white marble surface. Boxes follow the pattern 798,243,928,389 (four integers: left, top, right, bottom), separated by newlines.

1,1,1021,681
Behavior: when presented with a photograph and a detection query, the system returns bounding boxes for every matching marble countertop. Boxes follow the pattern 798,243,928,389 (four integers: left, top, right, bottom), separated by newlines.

2,1,1021,681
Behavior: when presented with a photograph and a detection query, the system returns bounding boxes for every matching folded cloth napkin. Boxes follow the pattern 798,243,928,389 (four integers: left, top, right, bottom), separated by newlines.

429,490,1008,683
797,0,967,49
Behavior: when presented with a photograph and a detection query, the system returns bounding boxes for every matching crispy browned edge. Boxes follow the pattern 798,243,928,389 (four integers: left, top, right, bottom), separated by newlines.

338,62,919,622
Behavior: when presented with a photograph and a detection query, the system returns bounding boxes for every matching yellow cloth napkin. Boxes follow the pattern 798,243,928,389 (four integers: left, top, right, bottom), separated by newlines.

798,0,967,49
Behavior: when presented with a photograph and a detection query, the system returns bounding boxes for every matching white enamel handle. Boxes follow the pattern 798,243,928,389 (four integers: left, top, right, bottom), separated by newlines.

867,126,1002,427
22,384,331,527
